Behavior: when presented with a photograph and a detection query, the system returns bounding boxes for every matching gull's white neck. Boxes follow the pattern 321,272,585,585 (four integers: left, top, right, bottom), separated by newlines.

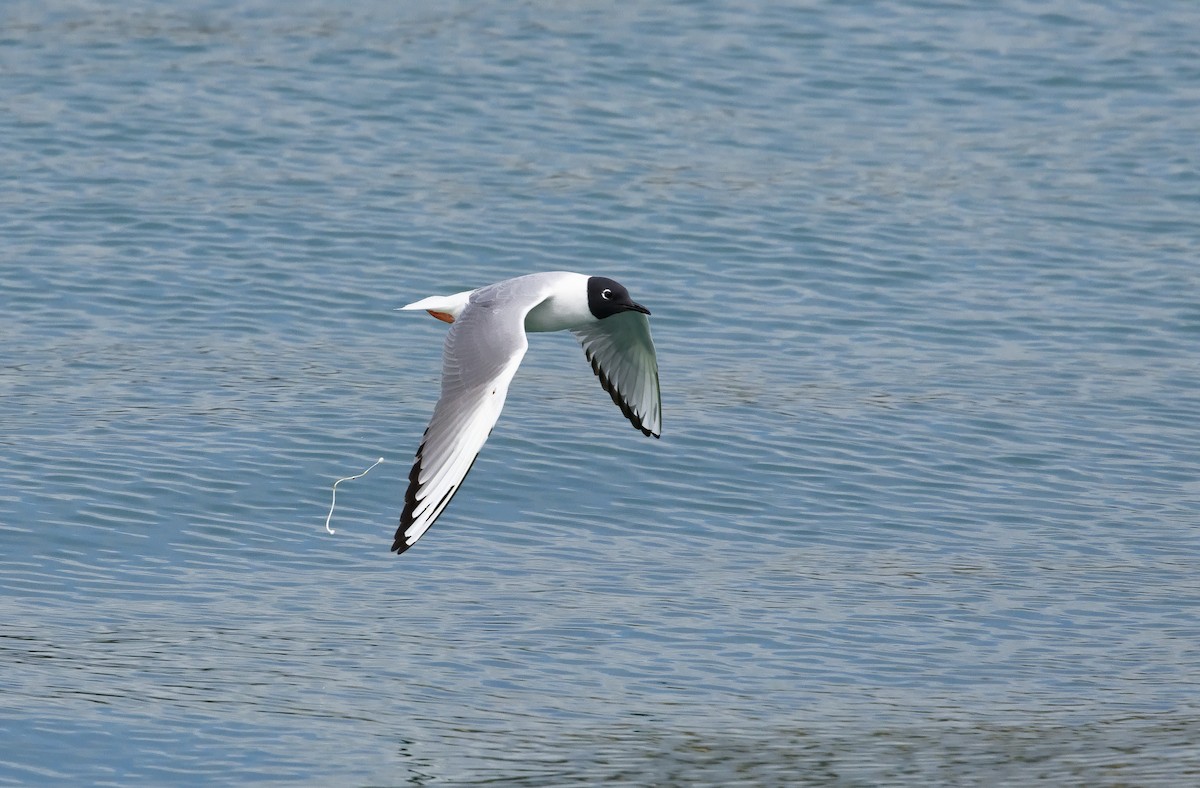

523,271,595,333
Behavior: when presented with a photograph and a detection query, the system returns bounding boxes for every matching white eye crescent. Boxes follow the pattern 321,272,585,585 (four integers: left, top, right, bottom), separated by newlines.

602,288,612,300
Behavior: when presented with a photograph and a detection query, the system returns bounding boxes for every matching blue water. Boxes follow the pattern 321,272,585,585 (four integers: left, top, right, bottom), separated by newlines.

3,1,1200,783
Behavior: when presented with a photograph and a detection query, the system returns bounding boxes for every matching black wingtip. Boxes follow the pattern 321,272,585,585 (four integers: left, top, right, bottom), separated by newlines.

391,438,425,555
390,433,483,555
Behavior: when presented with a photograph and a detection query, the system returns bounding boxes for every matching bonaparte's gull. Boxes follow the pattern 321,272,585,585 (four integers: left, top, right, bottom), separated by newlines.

392,271,661,554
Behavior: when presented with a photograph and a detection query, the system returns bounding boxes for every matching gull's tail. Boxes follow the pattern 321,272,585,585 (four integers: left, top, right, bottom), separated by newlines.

397,289,474,324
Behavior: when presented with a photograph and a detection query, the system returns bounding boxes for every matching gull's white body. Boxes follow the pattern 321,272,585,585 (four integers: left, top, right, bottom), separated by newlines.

393,271,661,554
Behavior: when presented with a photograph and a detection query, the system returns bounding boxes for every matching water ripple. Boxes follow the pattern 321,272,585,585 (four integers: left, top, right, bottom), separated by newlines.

3,0,1200,783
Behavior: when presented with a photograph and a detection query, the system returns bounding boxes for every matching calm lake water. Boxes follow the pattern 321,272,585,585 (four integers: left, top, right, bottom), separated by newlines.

3,0,1199,784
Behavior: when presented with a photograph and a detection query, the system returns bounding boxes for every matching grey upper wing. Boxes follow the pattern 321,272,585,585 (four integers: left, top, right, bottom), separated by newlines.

393,285,546,553
571,311,662,438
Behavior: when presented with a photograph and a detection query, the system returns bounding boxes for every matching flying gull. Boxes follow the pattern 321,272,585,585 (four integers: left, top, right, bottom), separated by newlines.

392,271,661,554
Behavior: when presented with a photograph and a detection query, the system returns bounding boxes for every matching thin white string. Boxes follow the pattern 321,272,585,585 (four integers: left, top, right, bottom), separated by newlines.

324,457,384,535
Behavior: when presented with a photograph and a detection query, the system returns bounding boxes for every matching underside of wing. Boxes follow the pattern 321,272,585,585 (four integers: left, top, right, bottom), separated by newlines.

571,312,662,438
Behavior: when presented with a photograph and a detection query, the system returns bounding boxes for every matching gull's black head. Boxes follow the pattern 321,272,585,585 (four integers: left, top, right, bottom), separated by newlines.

586,276,651,320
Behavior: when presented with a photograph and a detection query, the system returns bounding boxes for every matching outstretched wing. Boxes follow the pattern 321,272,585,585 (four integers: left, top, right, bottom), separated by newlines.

571,311,662,438
392,287,542,554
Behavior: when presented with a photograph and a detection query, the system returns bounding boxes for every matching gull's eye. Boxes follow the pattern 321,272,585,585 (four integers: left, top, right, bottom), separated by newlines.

602,288,613,300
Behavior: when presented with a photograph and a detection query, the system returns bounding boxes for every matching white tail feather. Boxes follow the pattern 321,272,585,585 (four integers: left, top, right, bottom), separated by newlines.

398,289,474,321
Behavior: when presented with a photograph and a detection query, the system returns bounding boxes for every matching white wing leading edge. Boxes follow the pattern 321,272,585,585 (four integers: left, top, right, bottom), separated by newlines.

572,311,662,439
392,286,543,554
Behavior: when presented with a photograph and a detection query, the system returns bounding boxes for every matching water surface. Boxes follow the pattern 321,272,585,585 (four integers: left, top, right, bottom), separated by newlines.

2,1,1199,783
